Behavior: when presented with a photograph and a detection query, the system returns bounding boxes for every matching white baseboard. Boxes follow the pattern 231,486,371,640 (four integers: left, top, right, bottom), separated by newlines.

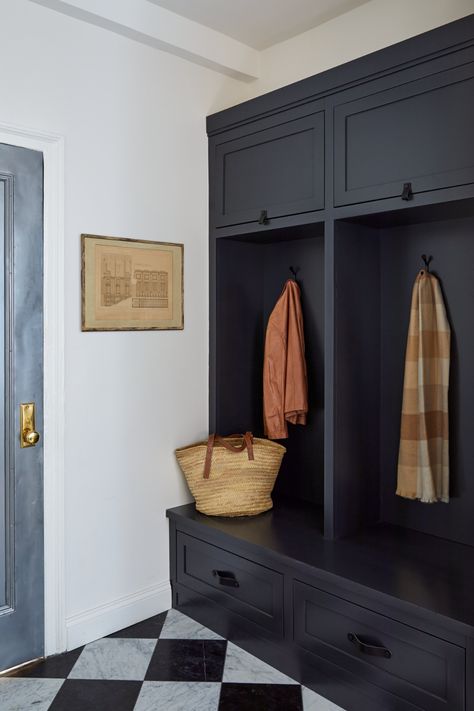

66,581,171,650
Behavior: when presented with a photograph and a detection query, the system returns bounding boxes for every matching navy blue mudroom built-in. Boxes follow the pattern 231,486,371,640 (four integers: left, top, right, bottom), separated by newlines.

168,14,474,711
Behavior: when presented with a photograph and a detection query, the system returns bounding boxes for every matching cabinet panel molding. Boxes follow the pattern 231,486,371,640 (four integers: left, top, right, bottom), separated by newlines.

213,110,324,228
334,62,474,206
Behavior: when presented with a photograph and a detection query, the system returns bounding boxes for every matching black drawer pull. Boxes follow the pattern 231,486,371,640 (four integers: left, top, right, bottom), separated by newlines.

258,209,269,225
348,633,392,659
401,182,413,201
212,569,239,588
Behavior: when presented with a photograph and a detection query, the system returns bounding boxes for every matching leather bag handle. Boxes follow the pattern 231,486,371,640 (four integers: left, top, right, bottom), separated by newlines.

203,432,254,479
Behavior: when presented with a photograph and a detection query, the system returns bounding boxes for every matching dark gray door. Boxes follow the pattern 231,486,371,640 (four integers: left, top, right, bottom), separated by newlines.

0,144,44,671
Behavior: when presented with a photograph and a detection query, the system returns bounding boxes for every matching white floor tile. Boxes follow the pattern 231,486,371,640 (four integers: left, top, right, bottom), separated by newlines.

302,685,346,710
159,609,223,640
68,637,156,681
223,642,298,684
0,677,63,711
135,681,221,711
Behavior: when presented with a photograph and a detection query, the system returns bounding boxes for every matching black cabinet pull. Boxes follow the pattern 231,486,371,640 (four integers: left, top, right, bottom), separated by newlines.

258,209,269,225
401,182,413,201
348,633,392,659
212,569,239,588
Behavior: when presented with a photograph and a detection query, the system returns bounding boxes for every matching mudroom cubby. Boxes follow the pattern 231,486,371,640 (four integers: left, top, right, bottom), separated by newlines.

169,15,474,711
211,224,325,508
333,201,474,544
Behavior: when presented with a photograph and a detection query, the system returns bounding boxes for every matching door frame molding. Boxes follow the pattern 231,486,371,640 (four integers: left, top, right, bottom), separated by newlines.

0,122,66,656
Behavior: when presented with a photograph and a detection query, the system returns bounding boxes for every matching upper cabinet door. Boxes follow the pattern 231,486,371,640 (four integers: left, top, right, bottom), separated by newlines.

334,62,474,206
213,109,325,229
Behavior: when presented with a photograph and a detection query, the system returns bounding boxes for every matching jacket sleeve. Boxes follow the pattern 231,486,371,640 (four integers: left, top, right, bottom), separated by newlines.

263,316,288,440
284,283,308,425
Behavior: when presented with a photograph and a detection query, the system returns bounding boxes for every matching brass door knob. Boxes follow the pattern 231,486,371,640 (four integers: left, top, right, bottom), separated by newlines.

24,429,40,446
20,403,41,448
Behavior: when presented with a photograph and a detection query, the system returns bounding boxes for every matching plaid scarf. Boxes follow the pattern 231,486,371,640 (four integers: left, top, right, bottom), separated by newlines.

396,270,450,503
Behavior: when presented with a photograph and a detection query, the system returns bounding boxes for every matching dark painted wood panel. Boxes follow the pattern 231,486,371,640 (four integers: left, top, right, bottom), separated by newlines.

467,638,474,711
334,62,474,206
215,238,264,434
211,209,328,240
333,221,381,538
169,518,178,608
214,110,324,228
294,581,465,711
177,531,284,636
333,193,474,225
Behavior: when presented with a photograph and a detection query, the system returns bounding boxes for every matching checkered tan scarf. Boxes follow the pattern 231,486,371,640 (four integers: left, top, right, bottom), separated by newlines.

396,270,451,503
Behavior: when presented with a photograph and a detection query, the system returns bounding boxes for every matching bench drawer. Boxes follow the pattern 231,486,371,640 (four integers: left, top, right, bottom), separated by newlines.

294,581,465,711
177,532,284,636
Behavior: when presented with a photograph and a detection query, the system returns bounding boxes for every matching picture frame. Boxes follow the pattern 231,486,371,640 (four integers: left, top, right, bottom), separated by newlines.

81,234,184,331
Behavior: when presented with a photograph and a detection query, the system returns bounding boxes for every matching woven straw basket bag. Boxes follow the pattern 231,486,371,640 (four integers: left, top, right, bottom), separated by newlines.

175,433,286,517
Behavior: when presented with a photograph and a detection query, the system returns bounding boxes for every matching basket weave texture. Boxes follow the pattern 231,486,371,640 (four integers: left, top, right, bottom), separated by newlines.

175,435,286,517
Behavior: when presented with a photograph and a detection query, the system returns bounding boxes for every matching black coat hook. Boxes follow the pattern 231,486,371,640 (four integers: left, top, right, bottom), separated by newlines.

289,266,300,281
421,254,433,272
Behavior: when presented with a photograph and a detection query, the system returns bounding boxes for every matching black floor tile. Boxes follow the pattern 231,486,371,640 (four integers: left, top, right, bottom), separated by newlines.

107,611,167,639
4,647,85,678
48,679,142,711
145,639,227,682
219,683,303,710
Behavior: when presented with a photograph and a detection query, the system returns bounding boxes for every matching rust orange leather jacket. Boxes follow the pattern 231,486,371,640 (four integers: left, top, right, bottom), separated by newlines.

263,279,308,440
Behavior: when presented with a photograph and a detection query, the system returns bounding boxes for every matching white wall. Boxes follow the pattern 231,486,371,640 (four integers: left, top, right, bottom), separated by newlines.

211,0,474,111
0,0,242,649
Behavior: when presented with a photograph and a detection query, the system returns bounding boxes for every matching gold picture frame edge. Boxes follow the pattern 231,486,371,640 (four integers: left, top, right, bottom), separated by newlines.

81,233,184,332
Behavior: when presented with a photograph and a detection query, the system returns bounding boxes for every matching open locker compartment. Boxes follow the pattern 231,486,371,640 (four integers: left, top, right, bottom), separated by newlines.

212,222,325,515
333,199,474,547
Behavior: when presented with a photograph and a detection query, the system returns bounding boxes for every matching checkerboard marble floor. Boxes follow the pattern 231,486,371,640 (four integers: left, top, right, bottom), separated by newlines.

0,609,345,710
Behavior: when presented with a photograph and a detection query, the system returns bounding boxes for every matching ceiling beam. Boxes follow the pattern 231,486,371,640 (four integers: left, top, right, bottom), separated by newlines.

29,0,260,81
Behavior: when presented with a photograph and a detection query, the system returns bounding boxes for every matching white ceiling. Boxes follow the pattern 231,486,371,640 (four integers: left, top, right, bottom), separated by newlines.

147,0,371,50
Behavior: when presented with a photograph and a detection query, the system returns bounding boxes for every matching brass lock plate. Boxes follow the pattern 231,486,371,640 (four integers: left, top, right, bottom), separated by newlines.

20,403,40,448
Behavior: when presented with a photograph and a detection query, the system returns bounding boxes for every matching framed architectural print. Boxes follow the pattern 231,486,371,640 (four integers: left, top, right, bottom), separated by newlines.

81,234,184,331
